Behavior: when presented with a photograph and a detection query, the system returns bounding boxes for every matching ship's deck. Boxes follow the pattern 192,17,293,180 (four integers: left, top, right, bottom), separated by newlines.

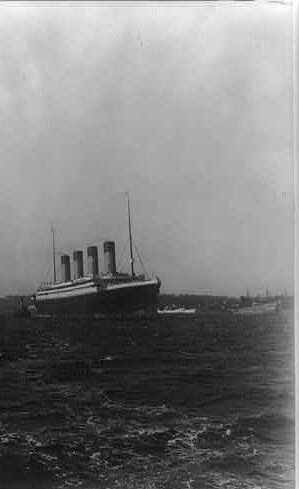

37,274,149,293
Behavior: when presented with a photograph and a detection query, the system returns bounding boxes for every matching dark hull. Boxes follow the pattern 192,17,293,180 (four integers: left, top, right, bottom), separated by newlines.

36,281,159,318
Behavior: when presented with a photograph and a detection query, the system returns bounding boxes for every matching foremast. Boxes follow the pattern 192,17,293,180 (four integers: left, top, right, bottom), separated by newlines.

126,192,135,277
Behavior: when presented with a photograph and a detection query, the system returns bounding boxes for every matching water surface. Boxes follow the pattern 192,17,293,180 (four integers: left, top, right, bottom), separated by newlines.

0,310,294,488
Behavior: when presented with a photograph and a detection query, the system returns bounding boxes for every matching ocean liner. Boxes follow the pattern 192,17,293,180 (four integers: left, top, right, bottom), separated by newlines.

33,195,161,318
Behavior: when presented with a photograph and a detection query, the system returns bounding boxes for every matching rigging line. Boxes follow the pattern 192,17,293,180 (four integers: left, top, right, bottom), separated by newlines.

133,239,149,278
51,226,57,283
41,245,54,282
116,239,129,271
42,261,52,285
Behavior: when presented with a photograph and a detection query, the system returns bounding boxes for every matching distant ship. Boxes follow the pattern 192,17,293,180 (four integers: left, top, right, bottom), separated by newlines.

229,301,279,315
33,195,161,318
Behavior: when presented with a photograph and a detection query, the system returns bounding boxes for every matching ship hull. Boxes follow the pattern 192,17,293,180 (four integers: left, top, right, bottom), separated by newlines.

35,279,160,318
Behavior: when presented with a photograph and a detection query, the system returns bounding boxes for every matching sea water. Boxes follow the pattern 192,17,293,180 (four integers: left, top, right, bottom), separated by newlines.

0,310,294,488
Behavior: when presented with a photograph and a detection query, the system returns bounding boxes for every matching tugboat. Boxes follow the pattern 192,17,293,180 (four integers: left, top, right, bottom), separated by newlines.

33,195,161,318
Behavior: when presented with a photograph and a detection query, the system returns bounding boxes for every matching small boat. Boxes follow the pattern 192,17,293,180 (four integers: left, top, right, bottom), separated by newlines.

230,301,279,315
158,305,197,316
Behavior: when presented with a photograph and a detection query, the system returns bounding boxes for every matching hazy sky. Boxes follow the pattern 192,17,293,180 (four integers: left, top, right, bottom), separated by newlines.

0,2,294,296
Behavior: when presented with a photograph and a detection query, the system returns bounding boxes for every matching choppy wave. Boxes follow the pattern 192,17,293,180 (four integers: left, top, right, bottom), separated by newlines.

0,311,294,488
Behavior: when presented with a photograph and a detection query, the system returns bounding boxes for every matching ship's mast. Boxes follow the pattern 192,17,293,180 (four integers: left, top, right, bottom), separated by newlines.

51,226,57,283
126,193,135,277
